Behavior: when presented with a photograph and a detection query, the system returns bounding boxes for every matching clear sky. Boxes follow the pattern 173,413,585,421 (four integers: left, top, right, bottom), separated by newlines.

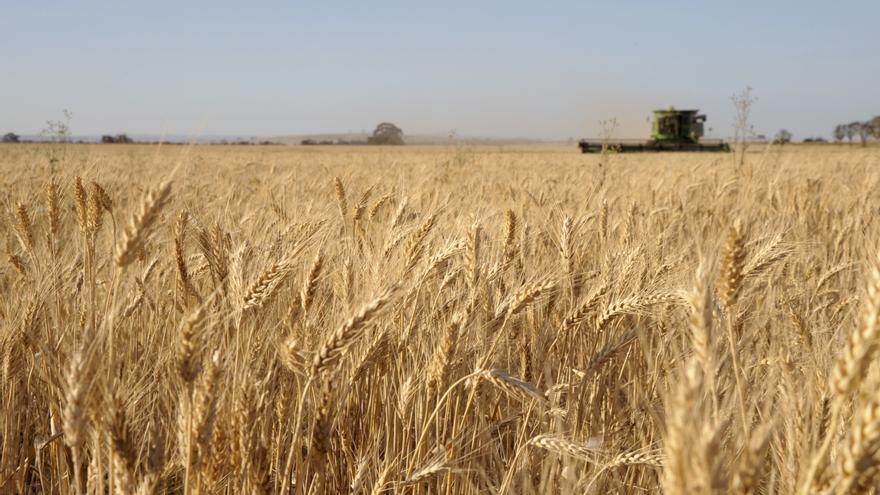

2,1,878,140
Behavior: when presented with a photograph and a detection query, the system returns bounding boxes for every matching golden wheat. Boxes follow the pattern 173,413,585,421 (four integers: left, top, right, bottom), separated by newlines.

0,143,878,494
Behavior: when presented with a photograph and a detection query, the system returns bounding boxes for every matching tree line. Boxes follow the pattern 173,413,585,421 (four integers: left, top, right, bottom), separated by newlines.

833,117,880,146
301,122,405,146
1,132,136,144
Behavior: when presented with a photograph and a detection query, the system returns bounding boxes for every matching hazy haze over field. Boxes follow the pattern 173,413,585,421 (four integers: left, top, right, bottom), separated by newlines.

2,0,878,140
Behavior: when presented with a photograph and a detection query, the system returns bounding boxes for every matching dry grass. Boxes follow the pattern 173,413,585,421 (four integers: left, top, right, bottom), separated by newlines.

1,142,880,494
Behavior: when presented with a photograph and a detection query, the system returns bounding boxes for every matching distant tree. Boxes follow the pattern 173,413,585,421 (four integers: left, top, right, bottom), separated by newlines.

833,124,846,143
774,129,793,145
856,122,871,146
870,116,880,140
845,122,859,144
367,122,404,145
2,132,20,143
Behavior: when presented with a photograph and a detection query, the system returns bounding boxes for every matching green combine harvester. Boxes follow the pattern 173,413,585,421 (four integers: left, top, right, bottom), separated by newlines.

578,107,730,153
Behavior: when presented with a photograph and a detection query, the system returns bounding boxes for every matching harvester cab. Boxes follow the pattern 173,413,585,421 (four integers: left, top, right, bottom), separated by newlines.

578,106,729,153
652,108,704,143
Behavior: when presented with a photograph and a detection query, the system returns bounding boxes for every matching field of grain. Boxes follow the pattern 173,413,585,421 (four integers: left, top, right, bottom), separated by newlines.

1,143,879,494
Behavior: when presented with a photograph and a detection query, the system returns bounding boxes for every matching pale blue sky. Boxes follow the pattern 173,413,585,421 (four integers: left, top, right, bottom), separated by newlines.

2,1,877,139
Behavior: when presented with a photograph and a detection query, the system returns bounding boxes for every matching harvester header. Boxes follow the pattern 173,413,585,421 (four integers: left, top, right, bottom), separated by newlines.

579,106,730,153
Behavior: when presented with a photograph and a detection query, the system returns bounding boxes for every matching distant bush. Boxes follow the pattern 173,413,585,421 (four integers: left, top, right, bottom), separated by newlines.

773,129,792,145
101,134,134,144
302,139,365,146
213,139,282,146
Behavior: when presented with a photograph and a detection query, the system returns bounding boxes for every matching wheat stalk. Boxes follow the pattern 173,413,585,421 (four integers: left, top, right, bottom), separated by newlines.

115,180,172,268
311,286,397,376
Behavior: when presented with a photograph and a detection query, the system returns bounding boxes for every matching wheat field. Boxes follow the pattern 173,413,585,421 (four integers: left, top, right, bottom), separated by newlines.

1,142,879,494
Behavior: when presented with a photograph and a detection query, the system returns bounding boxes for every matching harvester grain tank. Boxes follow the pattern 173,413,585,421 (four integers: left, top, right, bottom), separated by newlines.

578,107,730,153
